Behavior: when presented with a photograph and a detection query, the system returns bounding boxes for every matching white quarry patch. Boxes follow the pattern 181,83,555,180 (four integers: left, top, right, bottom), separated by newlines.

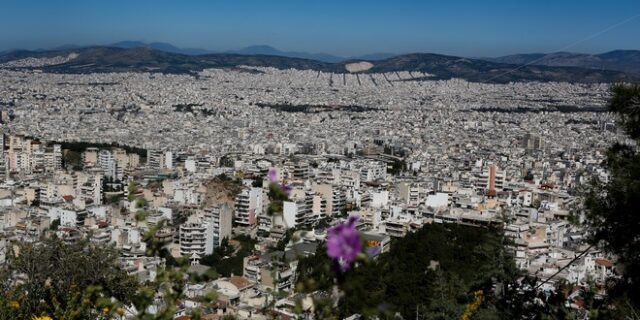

345,61,374,73
0,52,79,68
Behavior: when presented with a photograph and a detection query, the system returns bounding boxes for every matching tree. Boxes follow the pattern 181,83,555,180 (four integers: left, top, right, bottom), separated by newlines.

63,150,82,170
295,224,518,319
583,83,640,309
127,181,138,201
251,178,263,188
1,222,218,320
0,237,140,319
200,236,257,277
49,218,60,230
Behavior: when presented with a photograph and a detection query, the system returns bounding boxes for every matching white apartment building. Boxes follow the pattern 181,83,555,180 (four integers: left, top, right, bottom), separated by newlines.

234,187,264,226
204,204,233,247
179,219,214,265
98,149,118,180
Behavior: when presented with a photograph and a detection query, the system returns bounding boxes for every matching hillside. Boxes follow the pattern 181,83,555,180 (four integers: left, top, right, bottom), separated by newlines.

484,50,640,73
1,46,638,83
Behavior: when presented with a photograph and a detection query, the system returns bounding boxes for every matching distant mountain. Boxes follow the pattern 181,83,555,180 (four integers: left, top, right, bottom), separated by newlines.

1,46,637,84
228,45,346,62
110,41,214,55
2,41,396,62
0,46,336,74
353,53,397,61
229,45,397,62
484,50,640,73
49,44,83,51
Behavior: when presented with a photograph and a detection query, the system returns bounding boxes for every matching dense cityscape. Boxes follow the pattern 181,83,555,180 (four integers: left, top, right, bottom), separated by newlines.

0,51,634,319
2,1,640,318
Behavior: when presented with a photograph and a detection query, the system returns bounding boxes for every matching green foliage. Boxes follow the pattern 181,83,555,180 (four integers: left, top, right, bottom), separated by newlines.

63,150,82,169
127,182,138,201
267,182,289,216
583,83,640,308
135,210,149,222
387,158,406,175
524,171,534,181
1,219,217,320
295,245,334,294
251,178,263,188
189,268,220,283
274,228,295,252
200,236,257,277
60,141,146,158
296,224,518,319
105,193,124,204
135,197,148,208
219,155,234,168
608,84,640,140
0,237,140,319
49,218,60,230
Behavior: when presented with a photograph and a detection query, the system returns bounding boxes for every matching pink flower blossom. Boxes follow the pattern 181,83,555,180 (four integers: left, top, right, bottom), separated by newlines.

326,216,362,272
267,167,278,183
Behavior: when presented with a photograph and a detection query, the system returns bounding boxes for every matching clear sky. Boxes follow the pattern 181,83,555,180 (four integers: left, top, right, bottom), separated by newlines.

1,0,639,57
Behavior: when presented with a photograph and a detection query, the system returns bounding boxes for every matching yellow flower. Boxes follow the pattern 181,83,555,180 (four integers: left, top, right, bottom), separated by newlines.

9,300,20,309
32,316,53,320
116,308,126,316
460,290,484,320
103,307,110,314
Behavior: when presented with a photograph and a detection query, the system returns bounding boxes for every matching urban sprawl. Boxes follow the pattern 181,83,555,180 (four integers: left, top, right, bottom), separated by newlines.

0,57,627,318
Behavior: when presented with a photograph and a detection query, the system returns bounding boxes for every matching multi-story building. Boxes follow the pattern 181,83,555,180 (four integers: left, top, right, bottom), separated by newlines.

282,194,313,229
48,206,88,227
179,220,214,264
234,187,264,226
204,204,233,248
522,133,545,151
475,164,506,195
312,184,345,216
77,172,103,205
398,182,421,206
146,150,164,171
359,161,387,182
98,149,118,180
292,161,310,180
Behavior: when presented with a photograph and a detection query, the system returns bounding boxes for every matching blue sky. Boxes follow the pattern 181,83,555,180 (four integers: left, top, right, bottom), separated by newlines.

0,0,639,56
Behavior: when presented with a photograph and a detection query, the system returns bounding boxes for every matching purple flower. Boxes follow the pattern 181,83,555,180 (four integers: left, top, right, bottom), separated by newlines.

281,183,293,195
267,167,278,183
326,216,362,272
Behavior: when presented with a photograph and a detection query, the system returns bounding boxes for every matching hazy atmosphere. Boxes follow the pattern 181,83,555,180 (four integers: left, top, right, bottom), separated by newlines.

1,0,639,56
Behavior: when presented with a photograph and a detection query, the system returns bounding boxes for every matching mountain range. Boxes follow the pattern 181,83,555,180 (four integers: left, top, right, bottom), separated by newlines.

483,50,640,73
6,41,395,63
2,41,638,72
1,44,638,84
225,44,396,63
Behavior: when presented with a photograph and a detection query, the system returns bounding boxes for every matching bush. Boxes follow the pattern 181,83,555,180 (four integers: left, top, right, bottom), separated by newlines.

0,237,140,319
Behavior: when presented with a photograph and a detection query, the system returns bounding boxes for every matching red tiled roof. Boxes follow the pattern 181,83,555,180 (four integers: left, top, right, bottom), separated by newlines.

228,276,252,290
595,258,613,268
